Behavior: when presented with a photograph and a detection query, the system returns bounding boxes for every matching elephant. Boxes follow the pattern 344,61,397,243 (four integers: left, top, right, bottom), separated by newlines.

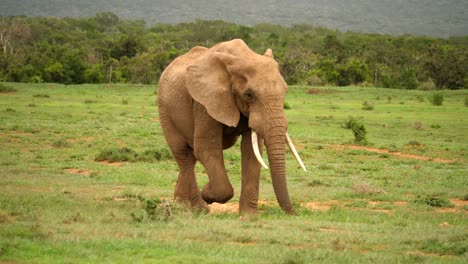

157,39,306,215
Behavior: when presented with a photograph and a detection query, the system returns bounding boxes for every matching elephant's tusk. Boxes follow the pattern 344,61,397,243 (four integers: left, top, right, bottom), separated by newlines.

286,132,307,172
251,130,269,170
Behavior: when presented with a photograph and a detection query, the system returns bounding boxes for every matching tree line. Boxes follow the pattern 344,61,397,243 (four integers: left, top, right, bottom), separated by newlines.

0,12,466,89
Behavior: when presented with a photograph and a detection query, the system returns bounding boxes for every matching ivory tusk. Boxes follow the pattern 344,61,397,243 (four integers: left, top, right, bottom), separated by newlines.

286,132,307,172
251,130,269,170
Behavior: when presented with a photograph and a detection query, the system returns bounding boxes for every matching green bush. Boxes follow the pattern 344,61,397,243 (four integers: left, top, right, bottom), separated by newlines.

137,148,172,162
52,139,72,148
413,195,453,208
429,93,444,106
95,147,171,163
343,116,368,144
95,147,138,162
362,101,374,110
33,94,50,98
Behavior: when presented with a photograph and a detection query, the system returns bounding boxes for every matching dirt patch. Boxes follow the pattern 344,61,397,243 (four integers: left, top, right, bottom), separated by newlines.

406,251,441,257
331,144,457,163
307,88,344,94
9,130,34,136
436,199,467,214
97,160,125,167
450,199,468,206
319,227,344,233
209,203,239,214
303,201,333,212
64,168,91,176
66,137,94,143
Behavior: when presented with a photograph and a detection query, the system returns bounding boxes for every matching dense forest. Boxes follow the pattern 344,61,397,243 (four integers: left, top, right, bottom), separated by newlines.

2,0,467,37
0,13,467,89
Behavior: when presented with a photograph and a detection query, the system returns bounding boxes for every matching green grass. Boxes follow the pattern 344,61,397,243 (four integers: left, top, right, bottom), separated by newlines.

0,83,467,263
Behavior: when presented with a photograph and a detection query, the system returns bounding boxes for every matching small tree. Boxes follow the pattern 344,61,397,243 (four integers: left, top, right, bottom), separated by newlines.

343,116,368,144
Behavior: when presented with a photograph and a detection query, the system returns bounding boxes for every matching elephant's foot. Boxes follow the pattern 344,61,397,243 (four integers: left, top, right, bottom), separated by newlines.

201,184,234,204
239,199,259,215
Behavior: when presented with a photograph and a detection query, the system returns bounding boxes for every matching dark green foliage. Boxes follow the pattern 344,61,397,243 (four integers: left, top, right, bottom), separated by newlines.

95,147,139,162
0,83,16,93
428,93,444,106
0,14,466,88
283,102,291,110
84,99,98,104
137,148,172,162
343,116,368,144
52,139,72,148
95,147,172,163
33,94,50,98
413,195,453,208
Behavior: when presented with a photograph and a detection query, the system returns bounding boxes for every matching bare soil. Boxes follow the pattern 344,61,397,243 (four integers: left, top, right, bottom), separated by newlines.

64,168,91,176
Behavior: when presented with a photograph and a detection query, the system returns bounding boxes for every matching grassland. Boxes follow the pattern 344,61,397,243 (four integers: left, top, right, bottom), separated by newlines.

0,83,467,263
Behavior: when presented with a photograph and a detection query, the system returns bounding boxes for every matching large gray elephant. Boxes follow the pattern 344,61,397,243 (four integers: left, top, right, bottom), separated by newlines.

157,39,306,215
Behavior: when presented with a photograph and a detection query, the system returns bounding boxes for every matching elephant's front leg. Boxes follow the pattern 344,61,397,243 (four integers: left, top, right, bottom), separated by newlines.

193,105,234,204
239,129,262,215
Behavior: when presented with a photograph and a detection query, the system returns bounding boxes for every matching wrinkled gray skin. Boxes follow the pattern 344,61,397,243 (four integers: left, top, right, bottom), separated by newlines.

157,39,295,215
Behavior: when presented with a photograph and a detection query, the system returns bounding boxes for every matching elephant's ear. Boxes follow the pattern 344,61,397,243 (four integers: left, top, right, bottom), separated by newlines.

186,52,240,127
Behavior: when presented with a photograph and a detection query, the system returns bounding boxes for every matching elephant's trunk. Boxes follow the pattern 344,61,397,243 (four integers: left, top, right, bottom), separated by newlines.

264,130,295,215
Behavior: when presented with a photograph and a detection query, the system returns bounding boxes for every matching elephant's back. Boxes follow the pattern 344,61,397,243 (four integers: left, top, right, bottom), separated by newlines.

158,46,208,94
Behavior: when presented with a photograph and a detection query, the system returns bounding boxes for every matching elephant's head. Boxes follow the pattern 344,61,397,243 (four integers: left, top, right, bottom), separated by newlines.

185,39,305,214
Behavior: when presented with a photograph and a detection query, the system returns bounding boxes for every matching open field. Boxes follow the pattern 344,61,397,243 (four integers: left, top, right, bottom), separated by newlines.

0,83,467,263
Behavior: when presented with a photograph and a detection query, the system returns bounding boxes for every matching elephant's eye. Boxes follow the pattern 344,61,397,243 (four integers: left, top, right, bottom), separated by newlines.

243,89,255,102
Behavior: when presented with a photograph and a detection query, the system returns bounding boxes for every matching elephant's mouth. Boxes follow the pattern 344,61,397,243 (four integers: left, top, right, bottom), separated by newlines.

251,130,307,172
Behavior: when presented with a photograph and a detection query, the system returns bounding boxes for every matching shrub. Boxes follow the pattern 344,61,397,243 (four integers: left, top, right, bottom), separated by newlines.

33,94,50,98
283,102,291,110
137,148,172,162
84,99,98,104
429,93,443,106
343,116,368,144
418,79,436,91
0,83,17,93
413,195,453,208
52,139,72,148
95,147,172,163
95,147,138,162
413,121,424,130
362,101,374,110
